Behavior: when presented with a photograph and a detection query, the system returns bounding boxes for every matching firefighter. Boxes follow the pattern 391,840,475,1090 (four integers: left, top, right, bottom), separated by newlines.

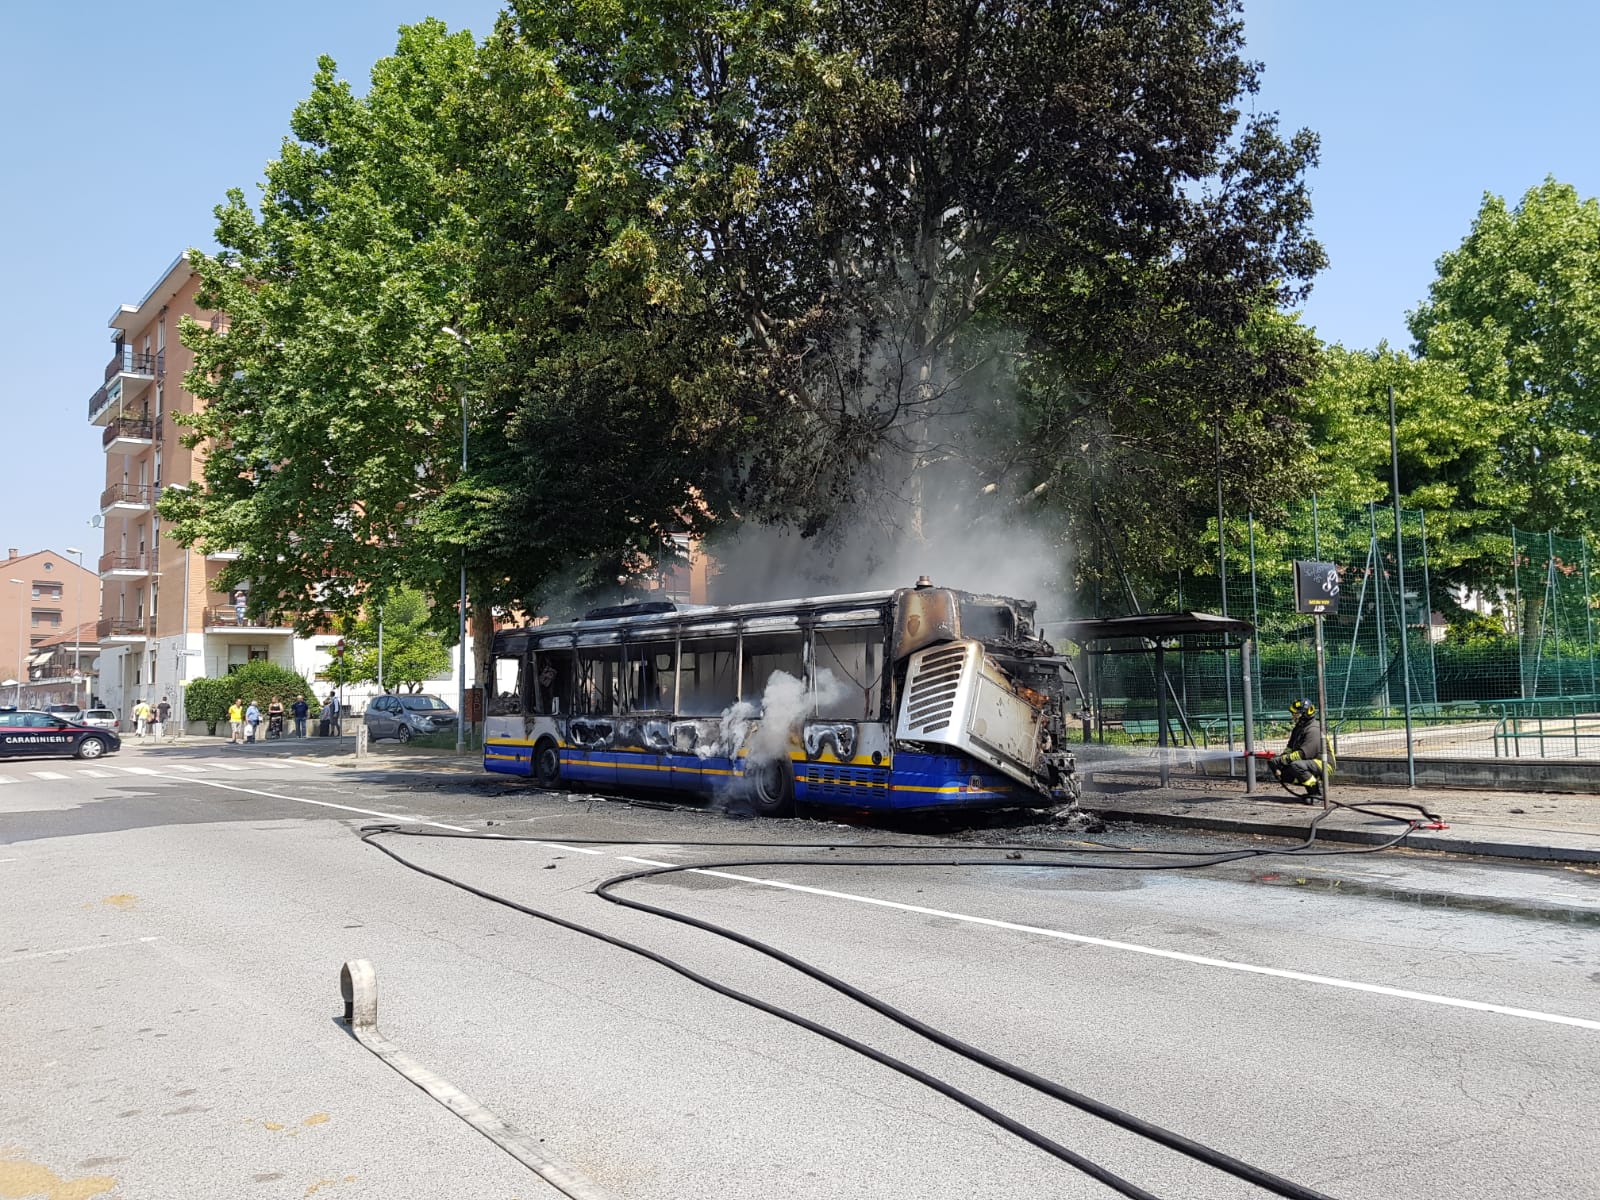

1270,698,1328,802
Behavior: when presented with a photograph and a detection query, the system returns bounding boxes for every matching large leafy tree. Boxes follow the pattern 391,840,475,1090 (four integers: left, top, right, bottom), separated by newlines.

478,0,1326,599
167,20,485,630
1301,343,1507,593
1408,179,1600,537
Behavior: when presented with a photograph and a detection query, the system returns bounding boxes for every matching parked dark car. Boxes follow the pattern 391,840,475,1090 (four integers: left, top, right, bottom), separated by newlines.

363,694,458,743
45,703,84,722
0,710,120,759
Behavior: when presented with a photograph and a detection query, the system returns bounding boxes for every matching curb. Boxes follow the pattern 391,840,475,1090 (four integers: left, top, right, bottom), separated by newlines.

1089,805,1600,865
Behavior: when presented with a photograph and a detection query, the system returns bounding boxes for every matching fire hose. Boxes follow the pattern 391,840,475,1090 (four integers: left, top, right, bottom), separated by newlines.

356,798,1442,1199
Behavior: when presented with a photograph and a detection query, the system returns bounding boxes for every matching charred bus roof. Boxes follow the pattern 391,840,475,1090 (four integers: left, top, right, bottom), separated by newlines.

493,582,1045,661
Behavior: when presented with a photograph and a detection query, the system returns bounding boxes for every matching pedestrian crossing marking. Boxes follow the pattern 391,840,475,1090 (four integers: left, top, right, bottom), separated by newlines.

257,761,292,769
0,776,13,784
207,762,246,771
78,769,112,778
118,766,161,776
29,771,68,780
167,765,206,773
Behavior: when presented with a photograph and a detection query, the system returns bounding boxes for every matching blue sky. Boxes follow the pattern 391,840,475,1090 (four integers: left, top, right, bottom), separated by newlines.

4,0,1598,560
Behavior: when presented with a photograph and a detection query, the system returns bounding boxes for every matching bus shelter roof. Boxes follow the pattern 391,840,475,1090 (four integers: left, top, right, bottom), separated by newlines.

1053,611,1254,644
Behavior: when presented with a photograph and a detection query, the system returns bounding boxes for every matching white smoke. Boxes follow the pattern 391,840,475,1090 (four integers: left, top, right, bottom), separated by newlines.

695,668,850,762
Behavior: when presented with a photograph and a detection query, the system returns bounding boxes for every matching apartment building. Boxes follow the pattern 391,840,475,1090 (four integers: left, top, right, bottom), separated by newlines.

86,256,357,727
0,551,99,708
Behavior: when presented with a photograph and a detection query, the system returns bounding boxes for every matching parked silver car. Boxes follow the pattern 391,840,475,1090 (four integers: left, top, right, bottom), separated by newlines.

81,708,120,732
363,694,458,743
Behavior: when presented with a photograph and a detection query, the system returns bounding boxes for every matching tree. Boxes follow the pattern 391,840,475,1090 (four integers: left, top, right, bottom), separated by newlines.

166,20,484,634
478,0,1327,599
1408,179,1600,537
1301,343,1508,595
346,588,452,693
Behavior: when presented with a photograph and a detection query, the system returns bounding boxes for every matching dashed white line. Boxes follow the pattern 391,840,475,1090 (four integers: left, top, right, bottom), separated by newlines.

29,771,68,780
617,856,677,867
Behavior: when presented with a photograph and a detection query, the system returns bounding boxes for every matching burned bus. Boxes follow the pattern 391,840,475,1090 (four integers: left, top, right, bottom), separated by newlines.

482,577,1083,815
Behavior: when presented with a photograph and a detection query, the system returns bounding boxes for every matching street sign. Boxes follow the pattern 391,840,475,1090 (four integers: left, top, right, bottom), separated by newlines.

1293,560,1341,616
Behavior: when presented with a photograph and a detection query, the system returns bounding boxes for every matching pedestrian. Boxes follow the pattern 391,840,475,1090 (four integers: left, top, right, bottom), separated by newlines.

267,695,285,740
291,694,309,738
133,698,150,741
228,698,245,745
245,699,262,743
318,695,333,739
326,691,342,736
154,697,171,741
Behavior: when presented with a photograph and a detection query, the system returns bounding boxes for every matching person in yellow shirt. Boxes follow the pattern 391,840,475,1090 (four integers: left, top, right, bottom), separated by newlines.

228,699,246,745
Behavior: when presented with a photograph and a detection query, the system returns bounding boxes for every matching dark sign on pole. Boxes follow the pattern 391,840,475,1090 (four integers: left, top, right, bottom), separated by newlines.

1294,561,1341,616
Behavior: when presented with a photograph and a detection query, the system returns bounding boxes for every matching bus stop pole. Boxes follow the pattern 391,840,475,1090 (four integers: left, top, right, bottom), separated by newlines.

1156,643,1169,788
1315,614,1332,810
1241,636,1256,794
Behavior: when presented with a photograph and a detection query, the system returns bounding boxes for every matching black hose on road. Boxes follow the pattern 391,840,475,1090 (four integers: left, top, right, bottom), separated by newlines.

359,800,1435,1199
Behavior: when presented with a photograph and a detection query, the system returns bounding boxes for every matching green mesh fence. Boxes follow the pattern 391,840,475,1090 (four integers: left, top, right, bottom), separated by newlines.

1082,503,1600,761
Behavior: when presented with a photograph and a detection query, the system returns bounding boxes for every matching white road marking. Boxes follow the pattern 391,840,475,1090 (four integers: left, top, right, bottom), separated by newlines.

166,764,206,773
617,856,677,867
207,762,246,771
256,761,292,769
688,869,1600,1033
29,771,68,780
77,769,112,778
0,776,14,784
3,936,160,964
156,775,1600,1034
117,766,161,776
174,776,471,833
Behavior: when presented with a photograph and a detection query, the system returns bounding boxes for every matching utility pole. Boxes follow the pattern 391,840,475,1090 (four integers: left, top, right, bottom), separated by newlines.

66,548,85,710
441,325,471,754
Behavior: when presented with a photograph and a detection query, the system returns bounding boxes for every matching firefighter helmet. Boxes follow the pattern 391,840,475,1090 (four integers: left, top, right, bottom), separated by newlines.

1289,698,1316,719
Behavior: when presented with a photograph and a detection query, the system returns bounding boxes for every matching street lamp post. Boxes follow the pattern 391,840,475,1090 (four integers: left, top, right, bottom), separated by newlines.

441,326,470,755
8,578,25,707
65,547,84,710
163,484,192,734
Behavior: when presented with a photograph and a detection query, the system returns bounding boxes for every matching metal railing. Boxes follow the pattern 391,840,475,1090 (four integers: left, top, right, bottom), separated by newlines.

100,482,156,508
97,616,151,639
101,416,153,447
104,347,156,384
87,384,109,420
98,552,152,574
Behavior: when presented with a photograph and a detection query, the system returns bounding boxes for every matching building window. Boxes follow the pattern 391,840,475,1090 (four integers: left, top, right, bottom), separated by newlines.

31,611,62,628
32,583,61,600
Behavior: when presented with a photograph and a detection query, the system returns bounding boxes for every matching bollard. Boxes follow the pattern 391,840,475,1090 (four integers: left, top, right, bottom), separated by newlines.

356,722,369,760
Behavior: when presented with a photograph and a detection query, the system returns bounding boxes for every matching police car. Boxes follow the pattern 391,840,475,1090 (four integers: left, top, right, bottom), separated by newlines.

0,709,121,760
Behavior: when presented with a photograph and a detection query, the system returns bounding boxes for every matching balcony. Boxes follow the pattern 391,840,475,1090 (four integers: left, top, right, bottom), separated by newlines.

102,416,155,452
88,348,156,425
203,606,294,634
98,616,152,643
99,552,153,579
100,482,156,513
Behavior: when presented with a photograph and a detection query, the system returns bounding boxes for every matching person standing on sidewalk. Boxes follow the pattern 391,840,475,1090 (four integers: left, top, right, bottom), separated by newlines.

245,700,262,743
291,694,309,738
228,698,245,745
154,697,171,741
326,691,342,736
133,698,150,742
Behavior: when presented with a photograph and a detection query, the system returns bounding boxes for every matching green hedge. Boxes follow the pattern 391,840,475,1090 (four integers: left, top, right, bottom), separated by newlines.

184,662,314,734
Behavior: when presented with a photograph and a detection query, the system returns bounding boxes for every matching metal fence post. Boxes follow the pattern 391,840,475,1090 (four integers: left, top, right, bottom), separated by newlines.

1419,509,1439,705
1584,536,1596,700
1388,386,1415,785
1512,527,1525,699
1241,636,1256,794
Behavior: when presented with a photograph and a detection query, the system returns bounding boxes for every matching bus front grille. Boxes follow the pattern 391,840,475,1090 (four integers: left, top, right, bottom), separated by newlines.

901,644,970,734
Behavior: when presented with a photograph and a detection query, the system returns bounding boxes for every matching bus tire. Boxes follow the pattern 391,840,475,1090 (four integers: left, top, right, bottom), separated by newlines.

747,757,795,818
533,737,562,789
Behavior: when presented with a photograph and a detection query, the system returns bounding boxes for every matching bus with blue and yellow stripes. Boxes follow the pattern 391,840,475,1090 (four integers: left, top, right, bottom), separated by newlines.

482,577,1083,816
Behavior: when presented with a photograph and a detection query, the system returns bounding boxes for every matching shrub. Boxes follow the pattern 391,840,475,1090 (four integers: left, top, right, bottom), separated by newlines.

184,662,314,735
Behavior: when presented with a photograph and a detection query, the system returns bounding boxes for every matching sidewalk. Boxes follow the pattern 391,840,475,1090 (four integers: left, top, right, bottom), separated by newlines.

1084,770,1600,864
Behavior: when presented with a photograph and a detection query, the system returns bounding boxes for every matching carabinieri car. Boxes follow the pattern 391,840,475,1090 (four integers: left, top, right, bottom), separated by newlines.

0,709,121,760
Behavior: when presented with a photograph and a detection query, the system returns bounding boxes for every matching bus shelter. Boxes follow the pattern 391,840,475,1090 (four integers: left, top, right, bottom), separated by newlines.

1052,612,1260,790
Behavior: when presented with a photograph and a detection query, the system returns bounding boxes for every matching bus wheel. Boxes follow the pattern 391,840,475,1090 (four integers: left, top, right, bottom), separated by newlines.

747,757,795,818
533,738,562,789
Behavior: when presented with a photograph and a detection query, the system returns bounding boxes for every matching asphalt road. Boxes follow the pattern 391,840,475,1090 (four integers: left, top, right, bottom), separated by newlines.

3,743,1597,1200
